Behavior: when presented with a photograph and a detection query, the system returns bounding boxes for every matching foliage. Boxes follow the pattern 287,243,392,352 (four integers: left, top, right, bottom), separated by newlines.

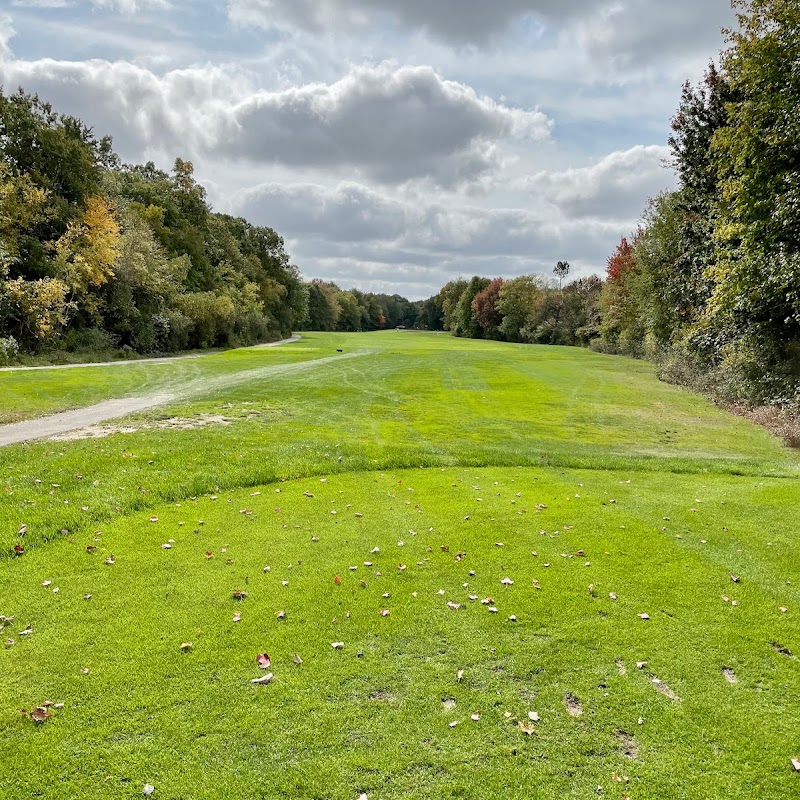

0,89,305,355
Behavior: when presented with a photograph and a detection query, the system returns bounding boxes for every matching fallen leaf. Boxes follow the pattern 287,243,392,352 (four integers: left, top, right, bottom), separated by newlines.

251,673,274,685
637,613,650,620
5,638,14,648
518,720,536,736
104,555,116,565
334,575,342,585
13,545,24,555
609,592,618,600
508,615,517,622
792,757,800,772
501,577,514,586
257,653,271,669
29,706,51,724
204,552,213,559
457,670,464,683
180,642,192,652
275,610,286,620
379,609,390,617
143,784,155,797
83,594,92,601
42,580,52,587
471,713,481,721
19,625,32,636
331,642,344,650
161,543,172,550
232,590,248,600
449,720,460,728
731,575,740,583
447,602,462,610
232,612,241,623
528,711,540,722
293,654,303,665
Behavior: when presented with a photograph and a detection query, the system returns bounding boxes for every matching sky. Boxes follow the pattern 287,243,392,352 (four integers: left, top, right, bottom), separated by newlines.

0,1,737,299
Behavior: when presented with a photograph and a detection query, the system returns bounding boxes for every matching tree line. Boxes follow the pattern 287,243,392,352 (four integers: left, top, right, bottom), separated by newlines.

0,89,307,361
423,0,800,408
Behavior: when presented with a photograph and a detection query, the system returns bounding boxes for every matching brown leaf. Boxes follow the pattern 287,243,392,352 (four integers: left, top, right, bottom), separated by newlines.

256,653,271,669
275,610,286,620
13,544,24,555
29,706,51,724
204,551,213,559
293,654,303,665
232,590,248,600
517,720,536,736
180,642,193,652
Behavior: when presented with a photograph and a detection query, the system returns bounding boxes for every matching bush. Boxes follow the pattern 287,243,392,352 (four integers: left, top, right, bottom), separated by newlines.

0,335,20,365
62,327,119,354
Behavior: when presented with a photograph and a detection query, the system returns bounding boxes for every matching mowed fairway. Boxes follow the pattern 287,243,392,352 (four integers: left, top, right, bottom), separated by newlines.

1,332,799,799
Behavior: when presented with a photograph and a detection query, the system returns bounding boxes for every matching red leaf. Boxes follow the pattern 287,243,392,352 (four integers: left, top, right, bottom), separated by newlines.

256,653,271,669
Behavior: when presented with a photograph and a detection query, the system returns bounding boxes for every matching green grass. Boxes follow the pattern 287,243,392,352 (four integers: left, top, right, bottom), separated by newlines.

1,332,799,799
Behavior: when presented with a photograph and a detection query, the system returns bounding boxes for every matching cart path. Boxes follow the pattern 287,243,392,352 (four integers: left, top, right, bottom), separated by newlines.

0,348,366,447
0,335,302,373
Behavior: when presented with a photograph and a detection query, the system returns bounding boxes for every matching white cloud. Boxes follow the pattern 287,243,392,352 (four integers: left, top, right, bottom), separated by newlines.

0,49,550,186
523,145,674,219
92,0,170,11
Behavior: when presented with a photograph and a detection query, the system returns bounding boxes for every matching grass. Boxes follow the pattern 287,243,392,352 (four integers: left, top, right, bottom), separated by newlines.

1,332,799,799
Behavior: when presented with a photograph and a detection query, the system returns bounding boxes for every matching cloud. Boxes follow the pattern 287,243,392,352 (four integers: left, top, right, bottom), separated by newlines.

229,0,733,63
229,63,550,185
0,47,550,186
229,179,625,298
0,16,14,59
228,0,581,45
92,0,169,11
523,145,674,219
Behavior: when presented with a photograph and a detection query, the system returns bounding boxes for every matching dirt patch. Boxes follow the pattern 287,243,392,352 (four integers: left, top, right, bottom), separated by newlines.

771,641,794,658
51,413,242,441
616,730,639,760
722,667,737,684
564,693,583,717
648,675,680,701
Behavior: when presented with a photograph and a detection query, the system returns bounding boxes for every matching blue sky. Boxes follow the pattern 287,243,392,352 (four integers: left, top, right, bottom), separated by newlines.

1,1,736,298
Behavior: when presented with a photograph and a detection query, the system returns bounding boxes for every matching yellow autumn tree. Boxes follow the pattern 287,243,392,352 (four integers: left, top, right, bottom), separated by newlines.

54,195,121,296
0,162,52,277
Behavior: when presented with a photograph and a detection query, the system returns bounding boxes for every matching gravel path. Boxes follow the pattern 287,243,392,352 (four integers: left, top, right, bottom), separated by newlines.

0,335,301,373
0,336,366,449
